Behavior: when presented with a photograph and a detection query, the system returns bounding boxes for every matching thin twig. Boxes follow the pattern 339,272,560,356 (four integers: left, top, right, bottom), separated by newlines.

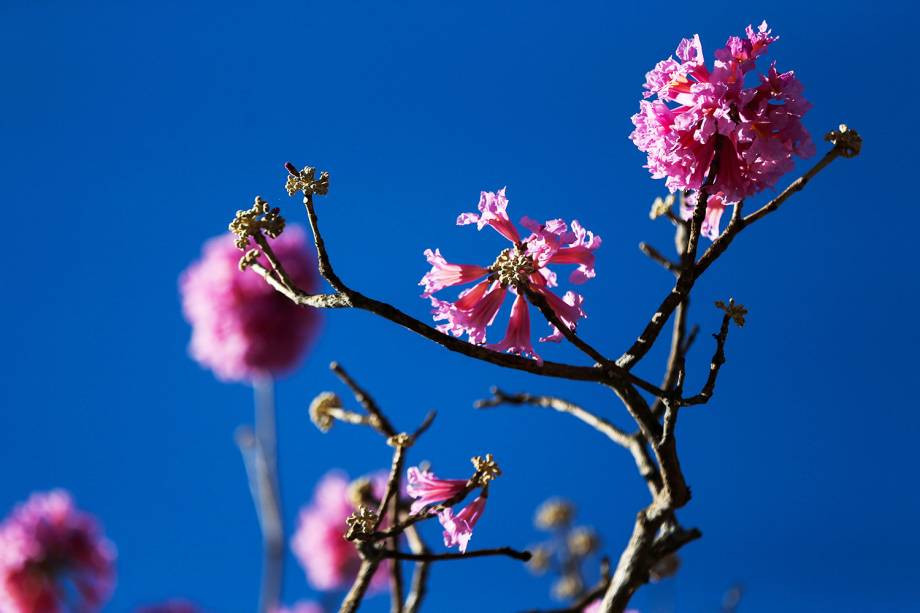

330,361,398,437
339,559,381,613
522,286,609,365
638,242,681,274
402,525,431,613
475,388,660,495
682,312,732,406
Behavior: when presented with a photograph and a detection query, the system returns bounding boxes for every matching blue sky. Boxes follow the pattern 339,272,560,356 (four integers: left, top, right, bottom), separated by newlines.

1,1,916,611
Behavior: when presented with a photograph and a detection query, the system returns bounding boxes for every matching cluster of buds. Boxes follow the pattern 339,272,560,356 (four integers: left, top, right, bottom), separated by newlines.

345,506,378,540
824,124,862,159
527,498,601,603
285,164,330,199
229,196,286,250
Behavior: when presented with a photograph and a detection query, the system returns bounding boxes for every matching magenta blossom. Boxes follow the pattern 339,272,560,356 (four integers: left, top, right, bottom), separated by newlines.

630,22,813,203
406,467,468,514
290,471,388,593
439,495,487,553
0,490,116,613
180,226,321,382
421,188,601,360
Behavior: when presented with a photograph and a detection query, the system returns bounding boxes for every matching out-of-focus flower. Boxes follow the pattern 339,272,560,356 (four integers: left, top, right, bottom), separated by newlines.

180,227,321,382
534,498,574,530
405,467,468,514
136,600,201,613
290,471,388,592
422,189,601,359
630,22,813,205
272,602,324,613
0,490,116,613
438,495,487,553
567,527,600,557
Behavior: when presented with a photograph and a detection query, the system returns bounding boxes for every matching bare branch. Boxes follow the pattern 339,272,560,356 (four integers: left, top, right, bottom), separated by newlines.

330,361,398,437
403,525,431,613
339,559,381,613
682,311,733,406
638,242,681,275
475,388,660,495
522,285,609,365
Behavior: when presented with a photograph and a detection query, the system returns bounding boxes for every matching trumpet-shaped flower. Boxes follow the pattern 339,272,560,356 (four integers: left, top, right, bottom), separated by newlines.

421,189,600,358
406,467,468,514
439,495,488,553
630,21,813,203
0,490,116,613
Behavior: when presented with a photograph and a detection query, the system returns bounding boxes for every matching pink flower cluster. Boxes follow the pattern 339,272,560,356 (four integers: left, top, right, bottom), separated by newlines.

0,490,116,613
180,227,321,382
421,189,601,362
406,467,487,553
290,471,388,593
631,22,813,230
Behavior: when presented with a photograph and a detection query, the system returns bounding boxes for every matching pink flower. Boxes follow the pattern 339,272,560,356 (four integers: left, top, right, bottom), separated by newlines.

290,471,388,593
137,601,201,613
422,189,600,357
0,490,116,613
180,227,321,382
405,467,469,514
438,495,487,553
680,192,732,240
272,602,323,613
630,21,813,203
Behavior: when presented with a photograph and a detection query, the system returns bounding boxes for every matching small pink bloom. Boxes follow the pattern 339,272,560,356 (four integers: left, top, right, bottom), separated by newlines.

423,190,599,359
680,192,733,241
457,188,521,243
406,467,469,514
0,490,116,613
419,249,489,298
179,227,321,382
488,292,541,363
438,495,487,553
291,471,388,593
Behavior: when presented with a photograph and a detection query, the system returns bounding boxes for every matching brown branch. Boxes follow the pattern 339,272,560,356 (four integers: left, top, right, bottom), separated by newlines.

339,559,381,613
617,135,851,371
330,361,398,437
682,312,732,406
402,525,431,613
522,286,609,365
638,242,681,275
475,388,660,495
381,546,532,563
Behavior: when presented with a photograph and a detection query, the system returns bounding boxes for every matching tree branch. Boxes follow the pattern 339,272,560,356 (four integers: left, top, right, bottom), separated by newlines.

475,388,660,495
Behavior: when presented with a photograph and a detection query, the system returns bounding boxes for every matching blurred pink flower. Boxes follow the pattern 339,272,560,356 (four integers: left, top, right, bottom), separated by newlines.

180,226,321,382
438,495,487,553
290,471,388,593
630,21,813,203
422,189,600,357
0,490,116,613
405,467,468,514
272,602,323,613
